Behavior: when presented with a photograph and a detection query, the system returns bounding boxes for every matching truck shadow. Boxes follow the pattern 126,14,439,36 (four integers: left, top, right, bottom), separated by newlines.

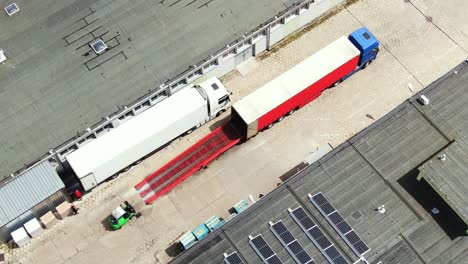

208,115,231,131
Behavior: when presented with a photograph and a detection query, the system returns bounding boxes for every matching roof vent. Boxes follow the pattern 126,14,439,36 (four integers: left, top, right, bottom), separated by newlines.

90,39,107,55
419,94,430,105
438,153,447,161
0,49,6,63
4,3,19,16
377,205,386,214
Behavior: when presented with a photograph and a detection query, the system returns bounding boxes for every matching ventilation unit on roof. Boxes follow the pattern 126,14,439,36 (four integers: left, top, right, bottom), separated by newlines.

4,3,19,16
0,49,6,63
90,39,107,54
420,94,430,105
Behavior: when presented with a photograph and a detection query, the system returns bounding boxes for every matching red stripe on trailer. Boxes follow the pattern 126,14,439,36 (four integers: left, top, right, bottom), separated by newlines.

257,55,359,130
135,124,241,204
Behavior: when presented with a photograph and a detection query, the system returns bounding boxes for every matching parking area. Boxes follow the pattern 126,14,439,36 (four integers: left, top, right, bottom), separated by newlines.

2,0,467,263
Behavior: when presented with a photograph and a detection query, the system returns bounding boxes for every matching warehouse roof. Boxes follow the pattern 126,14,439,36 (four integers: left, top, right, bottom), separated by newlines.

171,61,468,264
0,161,64,227
0,0,302,180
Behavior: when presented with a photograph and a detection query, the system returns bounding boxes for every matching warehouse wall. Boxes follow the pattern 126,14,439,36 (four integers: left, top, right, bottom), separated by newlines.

0,190,68,243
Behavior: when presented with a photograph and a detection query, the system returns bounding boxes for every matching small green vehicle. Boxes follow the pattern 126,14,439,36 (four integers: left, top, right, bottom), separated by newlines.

109,201,136,230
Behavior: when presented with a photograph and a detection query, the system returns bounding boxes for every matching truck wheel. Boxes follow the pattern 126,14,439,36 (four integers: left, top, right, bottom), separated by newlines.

287,109,296,116
186,129,193,135
362,60,371,69
266,123,274,129
333,80,342,87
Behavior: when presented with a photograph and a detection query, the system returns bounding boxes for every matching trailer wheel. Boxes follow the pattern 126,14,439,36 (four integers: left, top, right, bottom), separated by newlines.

278,116,285,122
134,159,144,165
186,129,194,135
333,80,342,87
267,123,274,129
287,109,296,116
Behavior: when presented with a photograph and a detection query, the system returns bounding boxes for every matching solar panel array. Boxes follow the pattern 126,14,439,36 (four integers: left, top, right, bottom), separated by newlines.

249,234,283,264
224,251,245,264
270,220,315,264
310,192,370,256
289,207,349,264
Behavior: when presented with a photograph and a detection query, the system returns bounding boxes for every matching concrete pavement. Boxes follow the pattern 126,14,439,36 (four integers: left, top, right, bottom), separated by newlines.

2,0,467,263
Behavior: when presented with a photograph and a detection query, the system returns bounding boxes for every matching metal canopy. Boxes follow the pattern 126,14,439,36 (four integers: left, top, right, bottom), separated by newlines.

0,161,64,227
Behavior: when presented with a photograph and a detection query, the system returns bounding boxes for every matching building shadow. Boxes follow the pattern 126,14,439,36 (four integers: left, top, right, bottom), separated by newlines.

279,162,308,182
398,169,467,239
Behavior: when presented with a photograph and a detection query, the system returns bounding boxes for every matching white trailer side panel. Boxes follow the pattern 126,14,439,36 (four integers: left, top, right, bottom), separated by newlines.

66,87,208,190
233,36,360,125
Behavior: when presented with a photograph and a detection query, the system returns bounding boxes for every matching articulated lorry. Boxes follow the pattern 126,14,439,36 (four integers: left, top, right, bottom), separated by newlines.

66,78,232,191
136,27,380,204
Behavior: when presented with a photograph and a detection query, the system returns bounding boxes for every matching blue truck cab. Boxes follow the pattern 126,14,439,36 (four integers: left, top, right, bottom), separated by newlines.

348,27,380,68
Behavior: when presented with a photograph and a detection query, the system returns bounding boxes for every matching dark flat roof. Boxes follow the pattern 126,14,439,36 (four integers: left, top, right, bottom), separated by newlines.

0,0,301,180
171,60,468,264
419,139,468,226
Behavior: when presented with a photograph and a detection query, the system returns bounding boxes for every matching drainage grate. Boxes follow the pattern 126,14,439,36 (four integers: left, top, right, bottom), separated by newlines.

351,211,362,220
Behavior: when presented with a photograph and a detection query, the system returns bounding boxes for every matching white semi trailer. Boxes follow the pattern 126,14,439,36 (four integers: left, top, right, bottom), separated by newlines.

65,77,232,191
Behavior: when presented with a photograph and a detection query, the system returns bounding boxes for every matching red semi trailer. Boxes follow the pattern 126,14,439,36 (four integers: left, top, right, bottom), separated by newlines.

136,28,379,204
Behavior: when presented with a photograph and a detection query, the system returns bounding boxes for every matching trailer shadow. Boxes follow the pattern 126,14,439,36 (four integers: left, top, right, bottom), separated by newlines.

208,115,231,131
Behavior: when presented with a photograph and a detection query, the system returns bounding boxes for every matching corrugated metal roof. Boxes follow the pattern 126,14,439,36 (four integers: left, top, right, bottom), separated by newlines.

0,161,64,227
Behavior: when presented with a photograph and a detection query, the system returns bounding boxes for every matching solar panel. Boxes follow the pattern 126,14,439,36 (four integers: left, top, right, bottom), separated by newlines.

324,246,341,259
280,231,295,245
270,221,314,264
309,192,370,256
306,226,321,239
224,251,245,264
266,255,283,264
336,221,352,234
315,235,332,250
251,235,268,249
333,256,349,264
311,192,327,205
249,234,283,264
300,217,316,230
289,207,349,264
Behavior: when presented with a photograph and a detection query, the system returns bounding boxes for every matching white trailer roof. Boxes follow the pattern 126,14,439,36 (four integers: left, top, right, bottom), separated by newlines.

66,86,206,179
233,36,360,125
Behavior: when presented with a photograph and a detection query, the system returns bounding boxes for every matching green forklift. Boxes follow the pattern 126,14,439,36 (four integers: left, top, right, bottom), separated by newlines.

109,201,136,230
